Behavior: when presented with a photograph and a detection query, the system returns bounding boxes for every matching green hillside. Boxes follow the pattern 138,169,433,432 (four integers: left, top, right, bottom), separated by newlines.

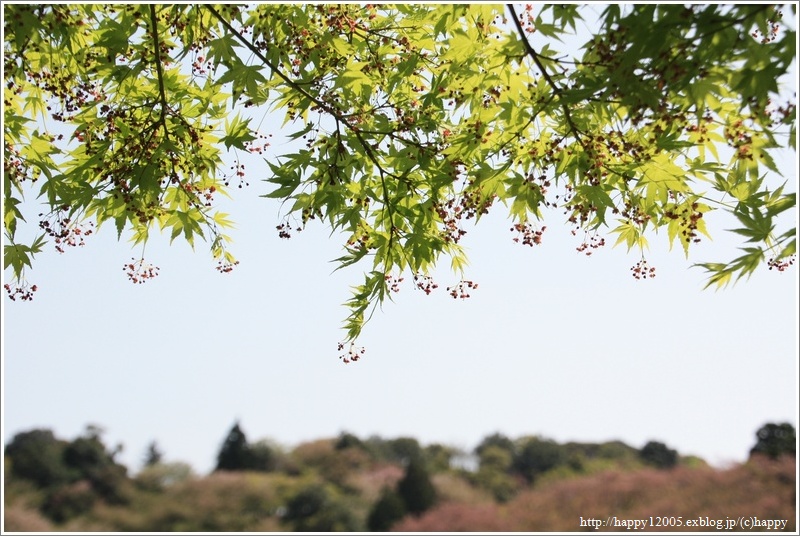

3,424,796,532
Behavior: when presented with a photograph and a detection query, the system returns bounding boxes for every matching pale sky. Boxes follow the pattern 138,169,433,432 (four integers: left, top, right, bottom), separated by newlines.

2,4,798,475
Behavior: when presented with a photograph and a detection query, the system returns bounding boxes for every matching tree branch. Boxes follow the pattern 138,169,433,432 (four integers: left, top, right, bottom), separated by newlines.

148,5,170,137
506,4,584,140
207,5,401,270
206,5,340,119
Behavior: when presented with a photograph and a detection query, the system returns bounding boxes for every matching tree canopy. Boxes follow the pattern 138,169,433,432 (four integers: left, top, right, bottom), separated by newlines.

3,4,796,354
749,422,796,459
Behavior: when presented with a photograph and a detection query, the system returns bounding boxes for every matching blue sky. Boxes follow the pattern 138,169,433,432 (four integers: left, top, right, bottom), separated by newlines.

2,4,798,475
3,176,796,474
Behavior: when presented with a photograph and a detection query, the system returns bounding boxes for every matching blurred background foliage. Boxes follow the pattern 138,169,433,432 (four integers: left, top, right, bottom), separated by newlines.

3,421,795,531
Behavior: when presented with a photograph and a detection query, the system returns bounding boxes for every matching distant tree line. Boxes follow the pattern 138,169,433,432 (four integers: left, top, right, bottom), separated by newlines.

4,425,129,522
4,421,794,531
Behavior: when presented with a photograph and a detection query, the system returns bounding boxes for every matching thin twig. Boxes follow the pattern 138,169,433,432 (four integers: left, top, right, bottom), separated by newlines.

506,4,584,140
148,5,170,139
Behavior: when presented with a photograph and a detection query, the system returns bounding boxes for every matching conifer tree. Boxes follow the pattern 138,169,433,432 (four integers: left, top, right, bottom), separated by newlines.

215,422,252,471
396,457,437,516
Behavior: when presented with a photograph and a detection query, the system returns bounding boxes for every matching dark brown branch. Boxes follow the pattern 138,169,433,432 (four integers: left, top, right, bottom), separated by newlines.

206,5,339,119
148,5,170,137
506,4,584,140
207,5,403,273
